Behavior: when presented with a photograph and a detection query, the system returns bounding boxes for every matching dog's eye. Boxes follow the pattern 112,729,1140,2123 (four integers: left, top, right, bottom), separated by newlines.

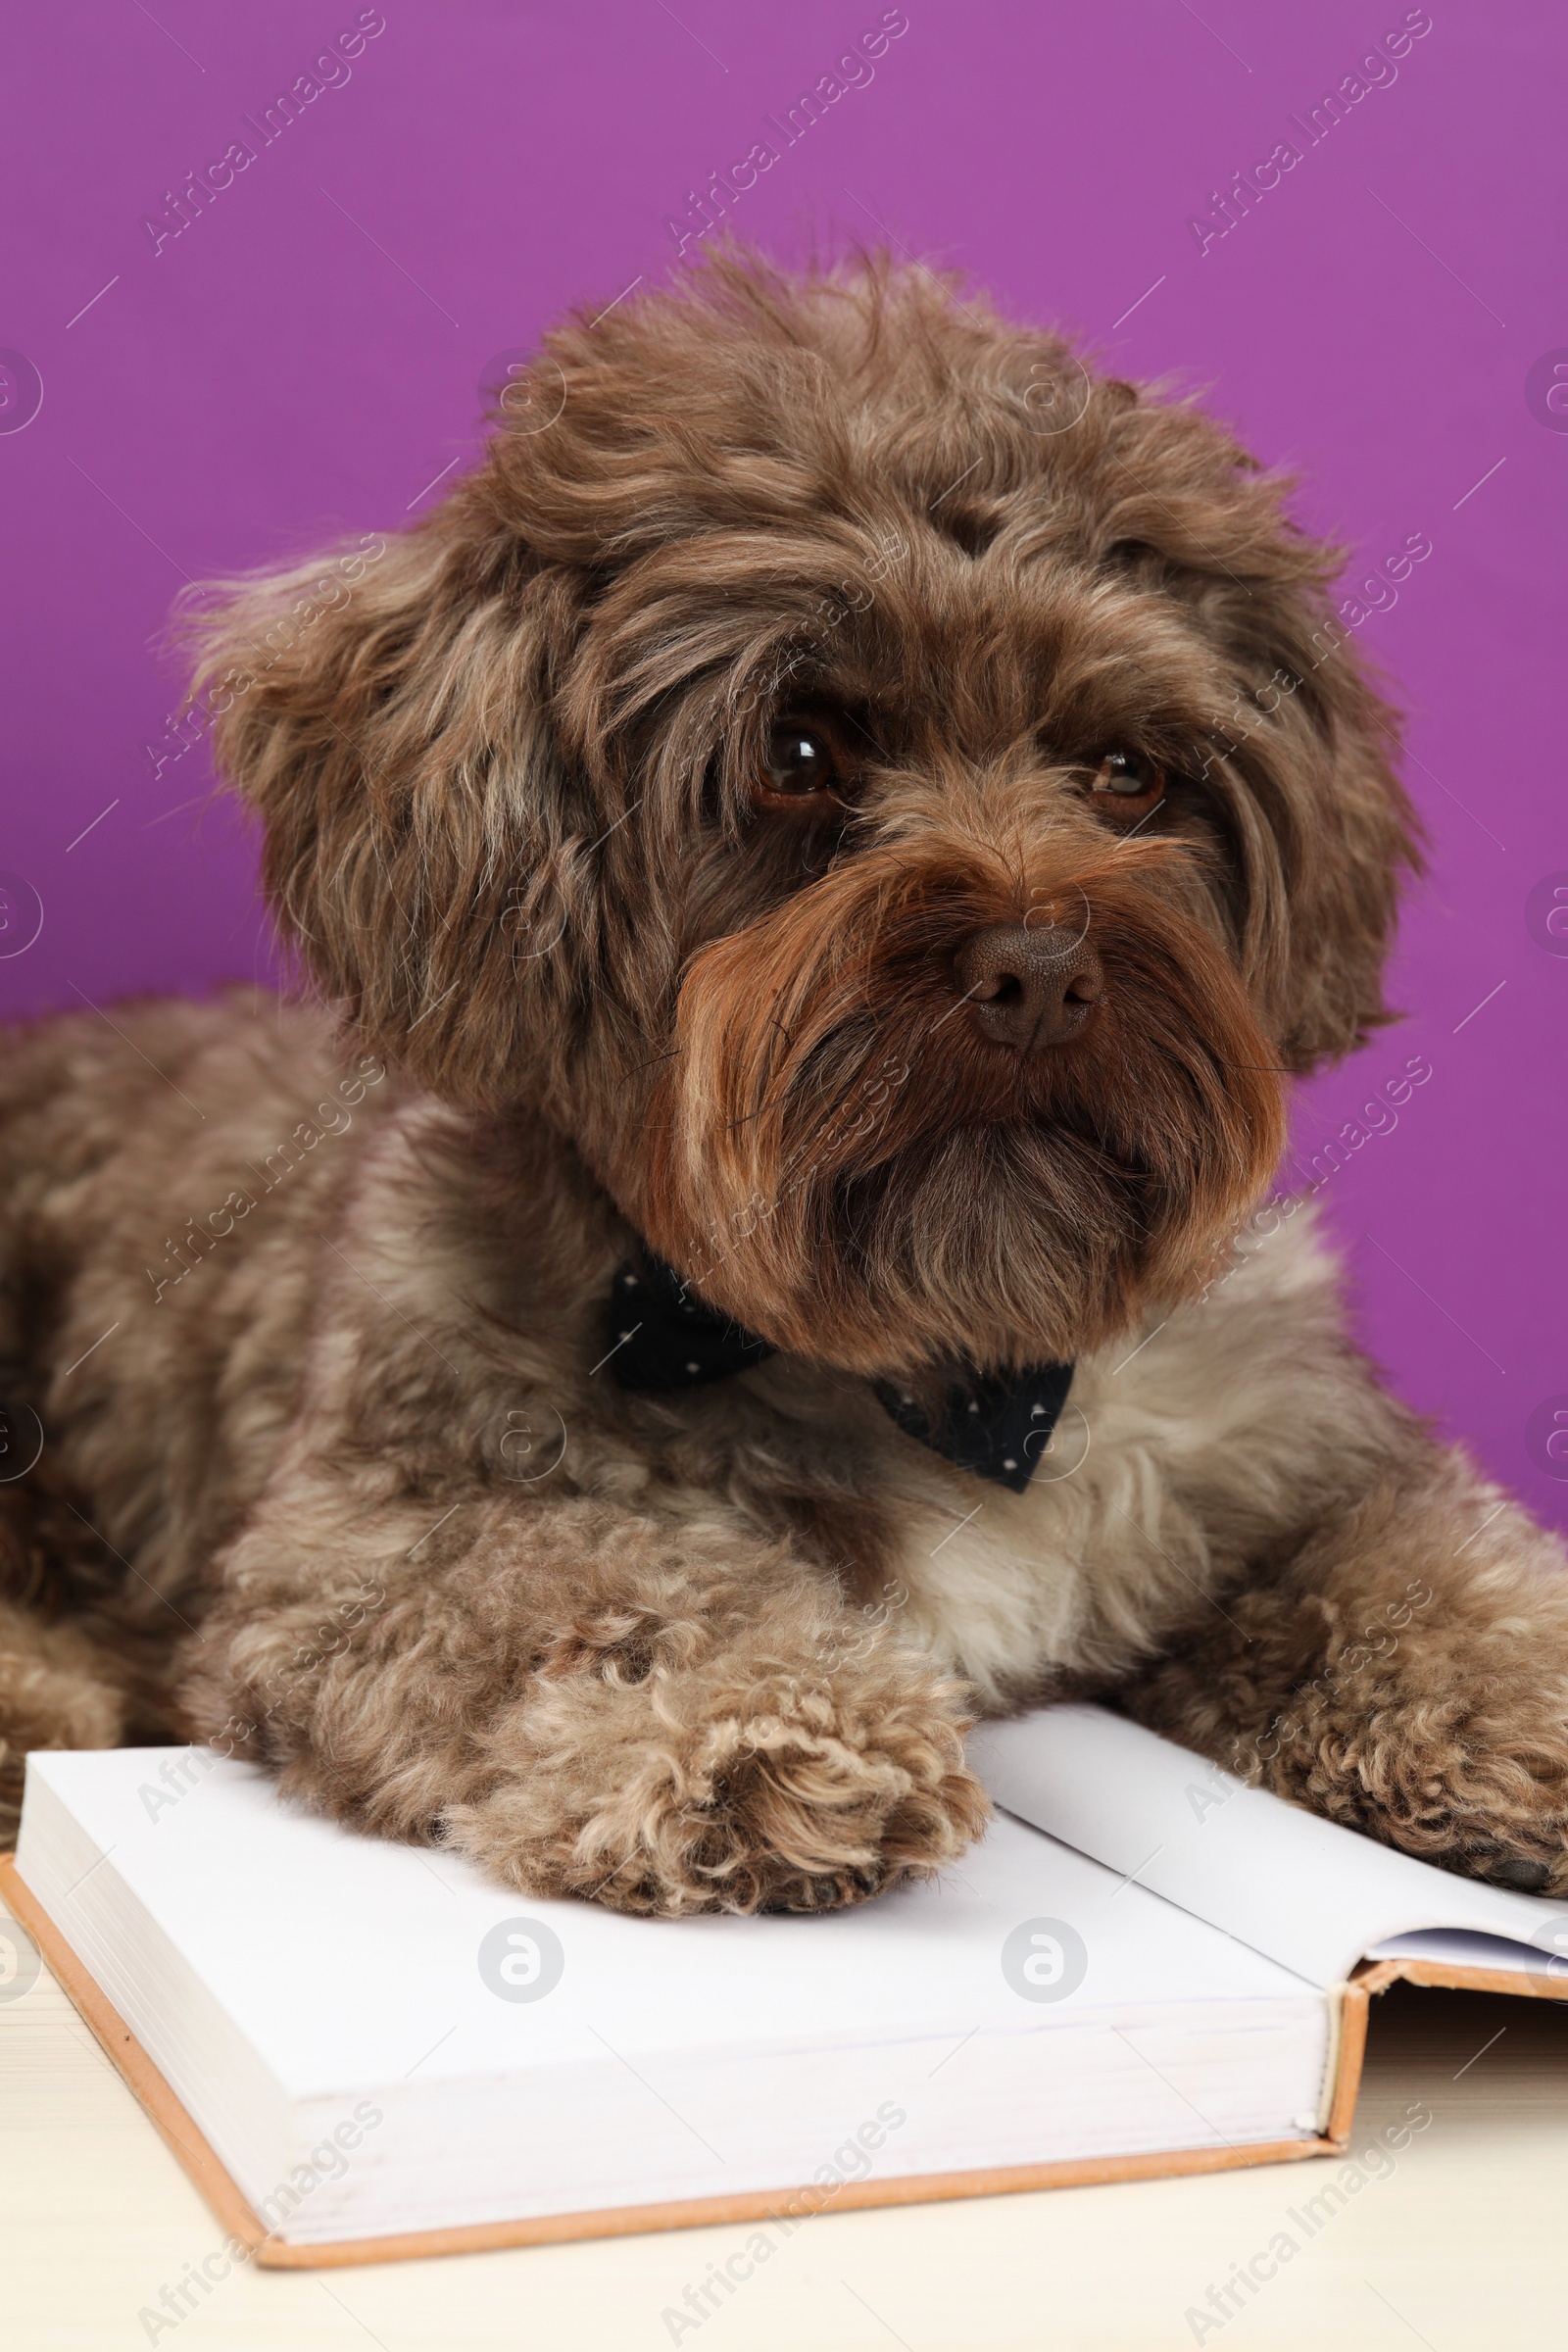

1085,751,1166,818
754,717,846,810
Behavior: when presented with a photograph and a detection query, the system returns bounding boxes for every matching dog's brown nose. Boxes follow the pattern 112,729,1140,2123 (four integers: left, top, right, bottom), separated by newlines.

953,923,1103,1050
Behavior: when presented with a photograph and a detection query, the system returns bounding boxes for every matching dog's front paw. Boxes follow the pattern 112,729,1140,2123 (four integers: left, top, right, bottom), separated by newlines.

442,1631,989,1917
1244,1580,1568,1896
1307,1693,1568,1897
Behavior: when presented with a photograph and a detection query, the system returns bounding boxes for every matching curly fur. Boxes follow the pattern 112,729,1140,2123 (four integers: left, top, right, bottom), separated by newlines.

2,247,1562,1912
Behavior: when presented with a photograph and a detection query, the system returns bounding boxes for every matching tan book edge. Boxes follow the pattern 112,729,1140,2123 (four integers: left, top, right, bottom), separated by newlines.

6,1852,1564,2271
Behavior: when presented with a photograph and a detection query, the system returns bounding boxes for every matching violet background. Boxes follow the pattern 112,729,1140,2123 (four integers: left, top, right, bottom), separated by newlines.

2,1,1564,1517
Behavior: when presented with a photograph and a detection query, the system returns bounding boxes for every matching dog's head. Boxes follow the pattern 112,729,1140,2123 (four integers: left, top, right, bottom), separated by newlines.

189,250,1416,1379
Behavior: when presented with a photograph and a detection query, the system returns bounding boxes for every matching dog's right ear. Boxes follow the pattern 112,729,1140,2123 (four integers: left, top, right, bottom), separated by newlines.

183,505,590,1105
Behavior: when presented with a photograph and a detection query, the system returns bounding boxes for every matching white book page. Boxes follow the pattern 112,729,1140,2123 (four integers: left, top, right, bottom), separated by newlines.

19,1746,1317,2101
1367,1928,1568,1973
968,1706,1568,1988
20,1747,1348,2235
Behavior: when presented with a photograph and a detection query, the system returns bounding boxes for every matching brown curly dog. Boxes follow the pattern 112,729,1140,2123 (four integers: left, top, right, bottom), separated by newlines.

3,248,1563,1913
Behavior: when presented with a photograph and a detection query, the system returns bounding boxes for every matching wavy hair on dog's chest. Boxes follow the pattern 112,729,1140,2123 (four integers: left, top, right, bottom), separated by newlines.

721,1204,1371,1710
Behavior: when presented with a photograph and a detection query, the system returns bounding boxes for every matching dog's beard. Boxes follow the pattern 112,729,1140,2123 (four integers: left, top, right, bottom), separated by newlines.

628,836,1287,1377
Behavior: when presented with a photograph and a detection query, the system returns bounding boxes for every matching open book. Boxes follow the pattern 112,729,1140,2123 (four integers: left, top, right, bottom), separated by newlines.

6,1704,1567,2268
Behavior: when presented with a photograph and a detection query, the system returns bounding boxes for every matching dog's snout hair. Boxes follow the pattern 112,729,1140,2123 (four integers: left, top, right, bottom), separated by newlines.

182,241,1417,1378
624,828,1287,1375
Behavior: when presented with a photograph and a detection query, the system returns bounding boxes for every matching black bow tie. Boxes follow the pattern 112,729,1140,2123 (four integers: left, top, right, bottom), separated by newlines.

605,1253,1074,1494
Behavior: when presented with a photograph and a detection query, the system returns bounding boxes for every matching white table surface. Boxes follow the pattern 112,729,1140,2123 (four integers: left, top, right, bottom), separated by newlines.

4,1893,1566,2350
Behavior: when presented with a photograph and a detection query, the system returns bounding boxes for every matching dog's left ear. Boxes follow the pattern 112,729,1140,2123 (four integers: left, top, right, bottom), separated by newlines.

182,500,591,1105
1101,392,1423,1073
1242,576,1423,1074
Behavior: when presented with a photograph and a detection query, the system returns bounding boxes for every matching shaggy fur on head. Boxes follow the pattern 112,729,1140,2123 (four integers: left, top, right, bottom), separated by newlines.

181,249,1400,1370
3,247,1566,1917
